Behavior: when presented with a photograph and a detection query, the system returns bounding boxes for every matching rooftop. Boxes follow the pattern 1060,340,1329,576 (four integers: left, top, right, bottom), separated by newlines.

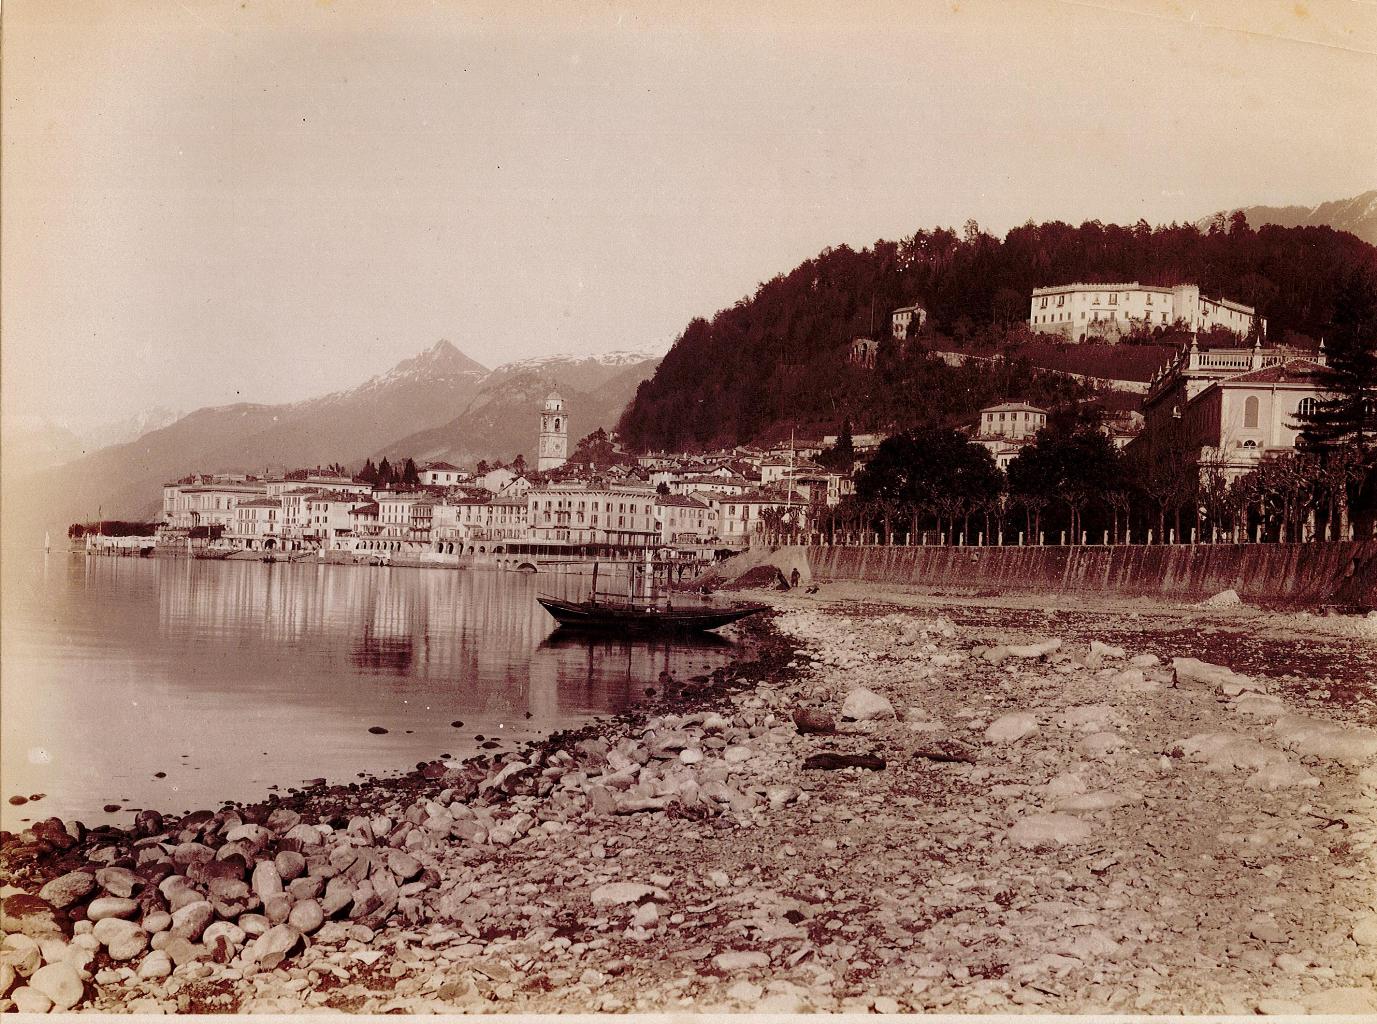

1217,358,1328,387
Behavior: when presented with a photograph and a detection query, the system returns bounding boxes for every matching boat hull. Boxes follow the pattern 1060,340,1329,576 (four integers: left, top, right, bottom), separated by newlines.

537,596,765,633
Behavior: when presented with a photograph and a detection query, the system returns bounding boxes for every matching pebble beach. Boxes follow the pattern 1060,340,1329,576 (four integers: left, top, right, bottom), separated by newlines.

2,589,1376,1014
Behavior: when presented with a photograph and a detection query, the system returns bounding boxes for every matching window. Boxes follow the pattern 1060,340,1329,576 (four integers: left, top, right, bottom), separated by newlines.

1108,294,1117,305
1244,396,1260,429
1298,397,1317,418
1039,297,1048,309
1145,293,1153,305
1056,295,1065,307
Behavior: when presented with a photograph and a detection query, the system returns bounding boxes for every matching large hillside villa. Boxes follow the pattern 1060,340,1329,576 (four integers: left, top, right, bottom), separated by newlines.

1029,282,1263,342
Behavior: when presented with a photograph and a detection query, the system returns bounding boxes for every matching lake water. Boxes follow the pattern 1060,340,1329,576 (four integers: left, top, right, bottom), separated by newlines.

1,555,741,832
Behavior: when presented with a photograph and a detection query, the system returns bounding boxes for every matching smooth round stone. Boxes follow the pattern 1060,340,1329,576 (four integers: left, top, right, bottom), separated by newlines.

287,899,323,934
202,921,246,948
94,867,141,899
136,950,173,980
11,986,54,1014
263,893,292,925
1,934,42,976
274,851,306,882
106,930,149,957
170,901,214,941
237,913,270,938
30,961,85,1010
143,911,172,934
251,861,284,900
86,896,140,922
91,916,141,948
163,936,204,965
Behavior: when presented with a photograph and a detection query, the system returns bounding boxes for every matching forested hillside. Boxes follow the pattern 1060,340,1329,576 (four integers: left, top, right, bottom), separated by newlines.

619,218,1377,451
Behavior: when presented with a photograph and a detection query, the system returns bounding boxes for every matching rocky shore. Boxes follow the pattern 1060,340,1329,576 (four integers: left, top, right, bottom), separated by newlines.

3,596,1376,1014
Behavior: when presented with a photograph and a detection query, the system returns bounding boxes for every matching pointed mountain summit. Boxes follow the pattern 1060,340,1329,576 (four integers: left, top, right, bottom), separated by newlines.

371,339,488,382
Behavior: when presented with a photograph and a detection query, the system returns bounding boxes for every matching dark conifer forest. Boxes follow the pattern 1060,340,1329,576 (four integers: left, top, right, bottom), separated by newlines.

618,217,1377,451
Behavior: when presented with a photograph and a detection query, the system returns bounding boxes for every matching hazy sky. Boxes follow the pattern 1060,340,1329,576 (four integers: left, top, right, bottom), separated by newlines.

4,0,1375,434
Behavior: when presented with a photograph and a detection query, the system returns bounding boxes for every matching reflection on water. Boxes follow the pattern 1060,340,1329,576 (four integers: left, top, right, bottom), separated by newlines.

1,556,740,830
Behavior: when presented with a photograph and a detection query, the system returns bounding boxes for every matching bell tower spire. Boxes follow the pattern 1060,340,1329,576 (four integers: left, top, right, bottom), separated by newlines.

537,391,568,472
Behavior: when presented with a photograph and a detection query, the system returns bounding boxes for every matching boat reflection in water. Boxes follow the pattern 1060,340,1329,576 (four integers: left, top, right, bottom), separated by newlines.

536,628,736,696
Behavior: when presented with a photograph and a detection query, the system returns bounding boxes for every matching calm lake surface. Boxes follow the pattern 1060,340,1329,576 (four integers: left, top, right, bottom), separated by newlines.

1,555,741,832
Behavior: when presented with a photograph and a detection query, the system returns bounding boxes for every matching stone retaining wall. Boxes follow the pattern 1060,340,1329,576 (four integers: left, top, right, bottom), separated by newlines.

748,541,1377,608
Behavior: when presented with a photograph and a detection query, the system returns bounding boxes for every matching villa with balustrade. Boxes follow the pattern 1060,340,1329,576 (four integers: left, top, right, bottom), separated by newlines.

1139,336,1331,480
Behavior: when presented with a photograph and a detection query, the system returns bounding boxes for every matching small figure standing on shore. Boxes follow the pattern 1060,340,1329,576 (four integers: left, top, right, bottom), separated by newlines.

790,567,801,589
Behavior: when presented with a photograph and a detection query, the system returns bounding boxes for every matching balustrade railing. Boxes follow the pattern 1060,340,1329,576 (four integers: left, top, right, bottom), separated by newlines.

752,522,1354,548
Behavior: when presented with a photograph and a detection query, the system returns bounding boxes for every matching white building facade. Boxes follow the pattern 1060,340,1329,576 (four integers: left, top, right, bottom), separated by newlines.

1029,283,1262,342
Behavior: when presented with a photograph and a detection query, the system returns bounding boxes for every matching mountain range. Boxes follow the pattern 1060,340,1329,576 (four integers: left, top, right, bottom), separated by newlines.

7,342,660,535
1200,189,1377,246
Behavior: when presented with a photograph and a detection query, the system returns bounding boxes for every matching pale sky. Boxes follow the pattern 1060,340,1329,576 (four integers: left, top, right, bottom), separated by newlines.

3,0,1375,434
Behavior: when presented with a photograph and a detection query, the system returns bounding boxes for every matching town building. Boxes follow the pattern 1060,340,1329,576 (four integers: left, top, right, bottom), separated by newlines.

669,473,752,497
821,432,887,455
264,475,368,499
978,402,1047,441
1028,283,1263,342
891,303,927,338
970,402,1048,471
161,479,268,532
537,391,569,472
1138,337,1330,480
375,491,430,543
419,462,466,487
302,494,360,546
230,497,282,550
654,494,717,545
526,484,659,548
478,466,518,494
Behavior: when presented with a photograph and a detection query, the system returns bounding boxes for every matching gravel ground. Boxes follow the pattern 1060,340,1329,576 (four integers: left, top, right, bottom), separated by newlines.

2,592,1376,1014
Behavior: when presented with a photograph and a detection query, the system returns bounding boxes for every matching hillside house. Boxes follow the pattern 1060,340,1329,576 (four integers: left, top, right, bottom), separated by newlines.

891,303,927,338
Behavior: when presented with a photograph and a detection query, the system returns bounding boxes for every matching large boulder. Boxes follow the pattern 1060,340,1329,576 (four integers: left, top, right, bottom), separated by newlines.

985,713,1039,744
170,901,214,941
86,897,140,922
249,925,301,970
28,961,84,1010
94,867,141,899
589,882,663,908
1007,813,1093,848
1172,657,1263,696
1,894,64,941
839,688,895,722
38,872,95,910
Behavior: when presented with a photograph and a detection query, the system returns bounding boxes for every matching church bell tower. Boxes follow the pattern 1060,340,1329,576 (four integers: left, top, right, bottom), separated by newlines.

537,391,568,472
